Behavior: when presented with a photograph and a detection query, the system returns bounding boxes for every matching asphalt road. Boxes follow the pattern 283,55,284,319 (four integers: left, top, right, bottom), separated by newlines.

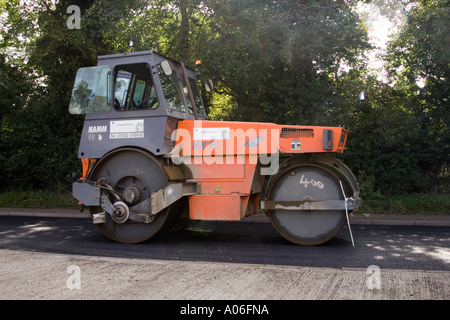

0,215,449,301
0,216,450,270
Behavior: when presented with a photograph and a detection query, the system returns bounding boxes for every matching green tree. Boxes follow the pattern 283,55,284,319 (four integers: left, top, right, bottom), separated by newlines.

385,0,449,192
1,0,446,197
0,0,104,190
0,54,33,188
338,0,449,195
199,0,370,125
341,79,433,195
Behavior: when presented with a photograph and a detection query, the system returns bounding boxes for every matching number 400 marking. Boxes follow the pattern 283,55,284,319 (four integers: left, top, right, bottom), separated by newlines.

299,175,324,189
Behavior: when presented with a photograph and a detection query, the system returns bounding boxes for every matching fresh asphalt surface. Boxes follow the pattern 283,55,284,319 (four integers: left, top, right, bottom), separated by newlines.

0,214,449,271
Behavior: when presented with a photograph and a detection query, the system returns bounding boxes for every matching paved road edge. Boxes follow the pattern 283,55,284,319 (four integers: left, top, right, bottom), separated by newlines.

0,207,449,226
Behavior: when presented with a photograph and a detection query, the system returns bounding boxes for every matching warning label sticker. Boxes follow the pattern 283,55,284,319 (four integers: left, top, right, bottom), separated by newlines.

193,127,230,141
110,119,144,139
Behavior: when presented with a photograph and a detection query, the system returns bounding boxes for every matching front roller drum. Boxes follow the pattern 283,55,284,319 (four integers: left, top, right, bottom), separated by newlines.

88,148,181,244
266,155,359,246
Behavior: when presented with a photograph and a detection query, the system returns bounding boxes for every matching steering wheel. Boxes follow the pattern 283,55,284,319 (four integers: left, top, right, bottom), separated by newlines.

139,96,158,109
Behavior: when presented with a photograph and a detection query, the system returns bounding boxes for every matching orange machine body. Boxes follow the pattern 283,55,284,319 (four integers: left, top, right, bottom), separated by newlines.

171,120,348,221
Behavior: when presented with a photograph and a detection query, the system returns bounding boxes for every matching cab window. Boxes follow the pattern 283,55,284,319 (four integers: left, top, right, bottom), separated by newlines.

189,77,206,118
113,63,158,111
157,62,186,112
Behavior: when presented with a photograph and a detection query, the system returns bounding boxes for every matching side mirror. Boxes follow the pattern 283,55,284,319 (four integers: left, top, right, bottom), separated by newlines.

358,90,366,102
204,79,214,92
160,60,172,76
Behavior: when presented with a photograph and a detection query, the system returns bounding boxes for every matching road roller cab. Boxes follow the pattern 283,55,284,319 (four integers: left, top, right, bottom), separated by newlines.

69,50,207,160
69,50,361,245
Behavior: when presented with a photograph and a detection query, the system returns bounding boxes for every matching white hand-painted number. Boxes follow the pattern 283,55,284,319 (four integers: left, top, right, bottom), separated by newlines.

299,175,324,189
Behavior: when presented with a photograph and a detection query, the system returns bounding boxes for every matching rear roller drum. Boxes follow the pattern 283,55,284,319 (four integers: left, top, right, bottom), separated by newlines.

266,155,358,246
88,148,176,244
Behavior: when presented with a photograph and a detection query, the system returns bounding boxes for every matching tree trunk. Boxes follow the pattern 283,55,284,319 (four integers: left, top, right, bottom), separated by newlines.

179,0,190,58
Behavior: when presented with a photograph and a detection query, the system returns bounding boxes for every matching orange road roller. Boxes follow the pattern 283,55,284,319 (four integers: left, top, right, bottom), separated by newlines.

70,50,361,245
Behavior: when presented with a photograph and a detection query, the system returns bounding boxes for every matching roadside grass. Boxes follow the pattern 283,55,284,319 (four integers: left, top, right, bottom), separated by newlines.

358,193,450,215
0,190,448,215
0,190,78,209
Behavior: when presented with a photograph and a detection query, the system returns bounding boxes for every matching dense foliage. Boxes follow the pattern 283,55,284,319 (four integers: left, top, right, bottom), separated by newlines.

0,0,448,196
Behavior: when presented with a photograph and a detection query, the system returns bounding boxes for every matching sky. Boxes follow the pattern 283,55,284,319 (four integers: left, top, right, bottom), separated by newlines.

355,0,409,82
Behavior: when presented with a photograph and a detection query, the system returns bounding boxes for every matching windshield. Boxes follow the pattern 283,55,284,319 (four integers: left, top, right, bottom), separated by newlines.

69,66,112,114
